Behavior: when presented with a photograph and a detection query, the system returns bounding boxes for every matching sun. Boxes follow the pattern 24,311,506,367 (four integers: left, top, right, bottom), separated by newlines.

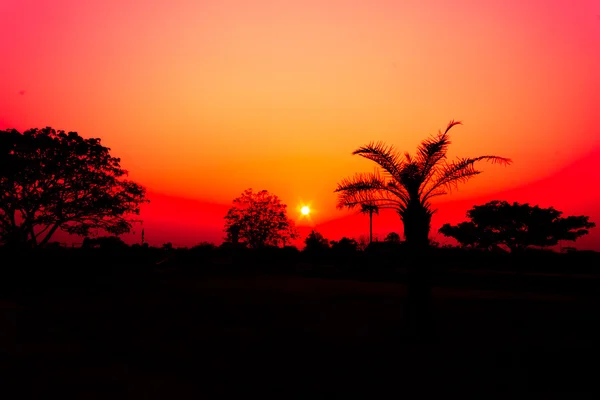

301,206,310,216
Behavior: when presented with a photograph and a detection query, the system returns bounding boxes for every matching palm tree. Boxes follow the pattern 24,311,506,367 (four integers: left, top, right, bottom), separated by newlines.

335,120,511,250
360,202,379,244
336,121,511,332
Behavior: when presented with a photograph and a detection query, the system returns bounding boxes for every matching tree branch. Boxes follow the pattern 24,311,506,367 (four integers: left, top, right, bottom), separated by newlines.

39,222,61,247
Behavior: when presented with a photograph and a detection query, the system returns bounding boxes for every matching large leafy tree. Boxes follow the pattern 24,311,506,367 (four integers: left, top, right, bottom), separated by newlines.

439,200,596,252
224,189,298,248
0,127,148,248
335,121,511,249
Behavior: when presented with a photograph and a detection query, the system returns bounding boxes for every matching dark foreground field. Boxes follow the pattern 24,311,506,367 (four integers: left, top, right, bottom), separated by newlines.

2,270,600,398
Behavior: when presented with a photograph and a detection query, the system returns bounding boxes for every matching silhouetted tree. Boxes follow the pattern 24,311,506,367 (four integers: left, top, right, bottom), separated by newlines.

384,232,401,243
82,235,128,250
303,230,330,252
335,121,511,334
330,237,359,253
192,241,216,251
226,223,241,246
0,127,148,248
223,189,298,248
356,235,370,251
335,121,511,249
561,246,577,254
439,200,596,252
360,202,379,244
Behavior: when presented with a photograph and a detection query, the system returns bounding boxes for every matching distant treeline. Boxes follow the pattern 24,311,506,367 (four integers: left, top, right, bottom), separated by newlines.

2,238,599,274
1,241,599,302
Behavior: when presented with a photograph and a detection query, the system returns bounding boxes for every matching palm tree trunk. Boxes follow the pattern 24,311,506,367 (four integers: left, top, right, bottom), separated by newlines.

402,205,434,337
402,205,431,249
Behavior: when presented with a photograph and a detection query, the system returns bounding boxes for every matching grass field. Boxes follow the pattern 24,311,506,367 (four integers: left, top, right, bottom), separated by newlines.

2,272,600,398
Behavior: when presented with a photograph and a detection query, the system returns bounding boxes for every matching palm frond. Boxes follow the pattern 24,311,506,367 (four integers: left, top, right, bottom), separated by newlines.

334,172,386,193
423,187,447,200
352,142,404,181
360,202,380,214
422,155,512,201
385,181,410,204
337,195,404,211
417,120,462,185
444,120,463,135
423,200,438,215
334,171,408,211
334,172,386,209
398,161,423,195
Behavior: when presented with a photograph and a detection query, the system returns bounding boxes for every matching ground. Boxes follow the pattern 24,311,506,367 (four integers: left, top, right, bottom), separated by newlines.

1,272,600,398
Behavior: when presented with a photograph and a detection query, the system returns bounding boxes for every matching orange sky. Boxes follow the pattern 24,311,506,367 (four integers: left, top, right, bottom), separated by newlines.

1,0,600,247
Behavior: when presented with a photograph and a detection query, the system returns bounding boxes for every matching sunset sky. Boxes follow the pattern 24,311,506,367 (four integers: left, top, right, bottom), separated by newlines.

1,0,599,248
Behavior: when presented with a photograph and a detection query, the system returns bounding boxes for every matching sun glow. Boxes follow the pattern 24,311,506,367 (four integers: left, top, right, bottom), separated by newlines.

296,200,316,224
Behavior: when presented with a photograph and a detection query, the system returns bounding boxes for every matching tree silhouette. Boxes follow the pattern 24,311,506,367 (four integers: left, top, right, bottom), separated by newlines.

224,189,298,248
330,237,359,253
82,235,128,250
303,230,330,252
384,232,401,243
0,127,148,248
360,202,379,244
439,200,596,252
335,120,511,249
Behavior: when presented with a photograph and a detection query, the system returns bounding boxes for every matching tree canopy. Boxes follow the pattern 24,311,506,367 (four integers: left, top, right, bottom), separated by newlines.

335,120,511,248
384,232,401,243
330,237,359,253
223,188,298,248
439,200,596,252
303,230,330,252
0,127,148,248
